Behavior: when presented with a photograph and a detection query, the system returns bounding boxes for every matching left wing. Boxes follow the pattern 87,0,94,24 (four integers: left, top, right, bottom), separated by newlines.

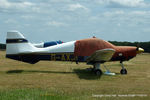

86,49,115,64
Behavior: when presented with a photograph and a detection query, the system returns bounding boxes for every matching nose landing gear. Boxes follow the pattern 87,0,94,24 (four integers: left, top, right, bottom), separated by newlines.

120,61,127,75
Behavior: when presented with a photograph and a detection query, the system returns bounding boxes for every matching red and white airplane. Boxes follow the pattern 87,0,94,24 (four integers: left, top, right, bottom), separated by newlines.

6,31,144,76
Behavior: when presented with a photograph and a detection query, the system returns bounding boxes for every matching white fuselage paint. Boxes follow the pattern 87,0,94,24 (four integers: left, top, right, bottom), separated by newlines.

6,41,76,54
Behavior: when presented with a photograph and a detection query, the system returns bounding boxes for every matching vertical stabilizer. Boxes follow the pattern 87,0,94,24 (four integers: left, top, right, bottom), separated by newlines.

6,31,36,55
6,31,39,64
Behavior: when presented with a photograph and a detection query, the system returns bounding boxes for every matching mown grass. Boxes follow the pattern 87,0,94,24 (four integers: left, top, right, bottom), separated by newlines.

0,89,69,100
0,51,150,100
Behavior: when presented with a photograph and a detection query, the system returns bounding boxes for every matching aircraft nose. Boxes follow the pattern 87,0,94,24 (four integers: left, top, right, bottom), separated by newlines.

136,47,144,54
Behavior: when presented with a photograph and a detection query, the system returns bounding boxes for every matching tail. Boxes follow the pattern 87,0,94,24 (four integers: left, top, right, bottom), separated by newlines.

6,31,40,64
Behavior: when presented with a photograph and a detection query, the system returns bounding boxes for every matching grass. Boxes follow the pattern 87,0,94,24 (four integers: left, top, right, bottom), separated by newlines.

0,51,150,100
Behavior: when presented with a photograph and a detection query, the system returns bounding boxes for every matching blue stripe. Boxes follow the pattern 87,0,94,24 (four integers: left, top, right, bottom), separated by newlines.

6,53,86,64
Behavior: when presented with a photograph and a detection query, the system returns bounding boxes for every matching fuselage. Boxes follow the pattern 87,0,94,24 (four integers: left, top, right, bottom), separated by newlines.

6,38,139,64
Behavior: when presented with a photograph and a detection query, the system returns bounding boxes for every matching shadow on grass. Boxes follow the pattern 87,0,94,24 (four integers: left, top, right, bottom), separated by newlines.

73,69,101,80
6,69,101,80
6,70,74,74
7,70,24,73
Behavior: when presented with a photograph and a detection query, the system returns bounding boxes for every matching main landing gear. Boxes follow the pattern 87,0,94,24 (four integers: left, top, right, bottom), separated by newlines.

93,63,103,76
90,63,115,76
120,61,127,75
88,61,128,76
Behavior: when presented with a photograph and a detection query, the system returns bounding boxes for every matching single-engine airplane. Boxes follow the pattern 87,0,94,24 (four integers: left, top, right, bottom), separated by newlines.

6,31,144,76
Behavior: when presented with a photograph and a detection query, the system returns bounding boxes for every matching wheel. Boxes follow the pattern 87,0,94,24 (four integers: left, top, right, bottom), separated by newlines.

120,69,127,74
95,69,102,76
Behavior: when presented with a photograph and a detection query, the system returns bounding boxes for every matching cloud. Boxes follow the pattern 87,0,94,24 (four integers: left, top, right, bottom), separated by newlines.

21,15,34,19
4,19,17,24
88,10,150,30
110,0,146,7
0,0,10,8
0,0,34,8
129,11,150,15
103,10,125,17
96,10,150,18
47,21,67,27
68,3,88,11
41,0,72,3
0,0,36,13
0,0,89,15
97,0,148,8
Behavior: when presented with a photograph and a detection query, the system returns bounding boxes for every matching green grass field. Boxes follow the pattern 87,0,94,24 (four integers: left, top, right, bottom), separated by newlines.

0,51,150,100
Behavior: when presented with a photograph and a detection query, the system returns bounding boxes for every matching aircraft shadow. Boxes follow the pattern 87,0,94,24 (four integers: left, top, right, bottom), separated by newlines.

6,70,74,74
73,69,102,80
6,69,101,80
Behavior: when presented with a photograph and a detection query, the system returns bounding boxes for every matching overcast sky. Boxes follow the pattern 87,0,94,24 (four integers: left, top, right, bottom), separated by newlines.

0,0,150,43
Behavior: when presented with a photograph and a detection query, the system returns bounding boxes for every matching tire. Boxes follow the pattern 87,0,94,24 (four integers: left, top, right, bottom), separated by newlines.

95,69,102,76
120,69,127,74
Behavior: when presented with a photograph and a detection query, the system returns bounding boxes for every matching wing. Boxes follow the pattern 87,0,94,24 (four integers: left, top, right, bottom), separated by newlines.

86,49,115,64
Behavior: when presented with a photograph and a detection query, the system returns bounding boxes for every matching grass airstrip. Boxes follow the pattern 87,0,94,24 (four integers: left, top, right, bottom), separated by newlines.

0,51,150,100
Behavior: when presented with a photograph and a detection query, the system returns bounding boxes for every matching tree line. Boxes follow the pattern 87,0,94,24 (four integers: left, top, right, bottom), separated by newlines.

0,41,150,52
0,43,6,50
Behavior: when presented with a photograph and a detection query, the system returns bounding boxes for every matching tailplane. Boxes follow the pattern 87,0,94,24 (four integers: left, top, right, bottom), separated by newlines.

6,31,40,64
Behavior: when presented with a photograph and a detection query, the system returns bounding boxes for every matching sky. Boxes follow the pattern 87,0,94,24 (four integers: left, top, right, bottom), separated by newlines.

0,0,150,43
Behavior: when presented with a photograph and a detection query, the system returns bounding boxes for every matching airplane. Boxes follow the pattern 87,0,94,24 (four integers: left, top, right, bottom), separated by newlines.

6,31,144,76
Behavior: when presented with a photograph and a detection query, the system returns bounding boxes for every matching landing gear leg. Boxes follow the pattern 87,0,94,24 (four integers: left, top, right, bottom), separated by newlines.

93,63,102,76
103,64,116,75
120,61,127,75
103,64,110,73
